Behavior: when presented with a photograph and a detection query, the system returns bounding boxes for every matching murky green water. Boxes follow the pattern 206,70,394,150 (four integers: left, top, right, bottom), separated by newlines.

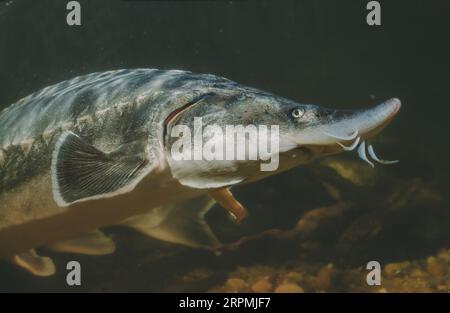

0,0,449,292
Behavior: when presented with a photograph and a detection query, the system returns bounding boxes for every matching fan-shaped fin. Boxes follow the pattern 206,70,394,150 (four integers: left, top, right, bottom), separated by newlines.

52,131,156,207
11,249,55,277
121,196,221,249
208,188,247,223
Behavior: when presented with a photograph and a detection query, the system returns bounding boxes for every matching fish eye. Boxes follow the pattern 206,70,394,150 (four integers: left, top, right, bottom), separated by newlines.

291,108,305,119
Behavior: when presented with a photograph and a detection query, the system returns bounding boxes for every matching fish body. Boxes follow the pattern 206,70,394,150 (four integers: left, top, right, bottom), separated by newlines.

0,69,236,258
0,69,401,275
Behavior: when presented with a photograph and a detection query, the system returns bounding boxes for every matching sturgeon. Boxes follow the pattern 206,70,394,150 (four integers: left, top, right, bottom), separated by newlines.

0,69,400,276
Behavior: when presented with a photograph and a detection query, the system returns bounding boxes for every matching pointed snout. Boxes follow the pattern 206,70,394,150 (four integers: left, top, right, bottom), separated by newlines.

354,98,401,139
289,98,401,147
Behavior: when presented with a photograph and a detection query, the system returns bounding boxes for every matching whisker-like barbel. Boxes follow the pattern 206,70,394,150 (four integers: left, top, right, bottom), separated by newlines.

367,144,399,165
357,141,374,167
336,136,360,151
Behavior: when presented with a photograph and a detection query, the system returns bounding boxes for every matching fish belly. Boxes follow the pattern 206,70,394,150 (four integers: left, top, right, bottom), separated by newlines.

0,168,204,258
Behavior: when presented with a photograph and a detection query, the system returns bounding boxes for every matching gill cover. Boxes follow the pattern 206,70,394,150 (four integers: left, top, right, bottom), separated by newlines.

164,93,247,189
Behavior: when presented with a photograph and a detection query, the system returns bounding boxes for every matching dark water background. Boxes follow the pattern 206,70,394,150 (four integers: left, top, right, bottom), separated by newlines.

0,0,449,292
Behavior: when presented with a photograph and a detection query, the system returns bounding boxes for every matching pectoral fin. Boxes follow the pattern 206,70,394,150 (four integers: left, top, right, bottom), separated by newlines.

46,230,115,255
208,188,248,223
52,131,157,207
121,196,220,249
10,250,55,277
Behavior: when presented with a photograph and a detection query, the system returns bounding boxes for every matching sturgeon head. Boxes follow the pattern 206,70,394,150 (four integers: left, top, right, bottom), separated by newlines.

164,86,401,189
281,97,402,168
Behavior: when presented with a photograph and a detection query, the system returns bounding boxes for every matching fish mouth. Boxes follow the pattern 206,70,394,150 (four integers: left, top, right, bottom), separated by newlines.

289,98,401,167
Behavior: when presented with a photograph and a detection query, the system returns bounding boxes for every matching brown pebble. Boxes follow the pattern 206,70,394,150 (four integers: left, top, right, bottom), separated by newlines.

437,285,447,292
383,261,410,279
284,271,303,283
251,279,273,293
426,256,446,277
314,263,334,291
274,283,305,293
437,249,450,262
225,278,248,292
409,268,424,278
